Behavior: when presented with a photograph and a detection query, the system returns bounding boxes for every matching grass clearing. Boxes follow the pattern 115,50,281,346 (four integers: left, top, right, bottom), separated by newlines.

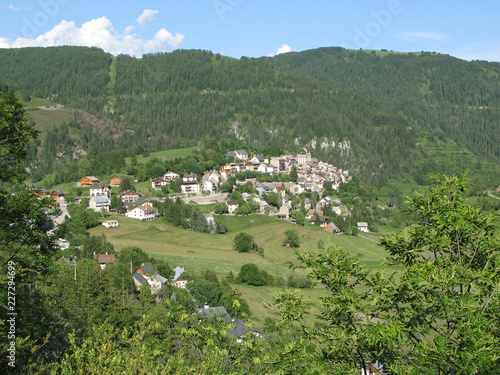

27,106,76,131
125,147,198,165
89,213,388,327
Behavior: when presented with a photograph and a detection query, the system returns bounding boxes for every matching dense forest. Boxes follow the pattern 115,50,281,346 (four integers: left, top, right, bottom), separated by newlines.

0,46,499,188
268,47,500,161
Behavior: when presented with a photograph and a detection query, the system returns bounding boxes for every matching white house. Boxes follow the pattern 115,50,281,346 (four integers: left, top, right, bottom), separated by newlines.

151,178,168,190
89,184,111,198
89,195,111,212
202,171,221,192
357,222,369,233
102,220,119,228
181,174,200,194
234,150,249,160
257,164,275,175
227,200,239,214
120,190,140,202
164,172,180,182
125,203,158,221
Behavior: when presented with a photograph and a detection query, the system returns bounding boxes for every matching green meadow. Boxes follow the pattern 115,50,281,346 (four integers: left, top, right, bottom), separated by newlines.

89,213,388,325
124,147,198,165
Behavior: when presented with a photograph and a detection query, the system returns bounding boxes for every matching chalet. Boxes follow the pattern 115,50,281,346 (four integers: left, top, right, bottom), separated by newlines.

234,150,248,160
164,172,180,182
244,160,259,171
250,154,268,164
183,173,198,182
257,164,275,174
26,182,39,191
119,190,140,203
94,253,116,270
181,180,200,194
273,186,286,196
132,271,149,290
151,177,168,190
136,264,154,276
227,200,239,214
202,171,221,192
102,220,119,228
290,184,305,195
278,203,291,220
110,177,122,187
324,223,341,233
80,176,99,187
50,190,65,200
36,188,50,197
357,222,369,233
89,184,111,198
89,195,110,212
171,266,188,288
361,362,384,375
125,203,158,221
319,216,330,227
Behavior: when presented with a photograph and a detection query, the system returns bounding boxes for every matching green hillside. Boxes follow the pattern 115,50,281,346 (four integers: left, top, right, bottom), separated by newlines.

1,46,499,188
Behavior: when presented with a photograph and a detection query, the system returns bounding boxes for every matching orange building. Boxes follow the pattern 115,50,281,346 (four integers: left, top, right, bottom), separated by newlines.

80,176,99,187
110,177,122,187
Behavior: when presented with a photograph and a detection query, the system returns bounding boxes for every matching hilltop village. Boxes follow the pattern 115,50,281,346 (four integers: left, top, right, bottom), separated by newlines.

27,149,366,235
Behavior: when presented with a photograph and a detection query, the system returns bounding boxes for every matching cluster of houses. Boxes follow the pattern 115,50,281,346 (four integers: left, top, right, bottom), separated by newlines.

94,256,262,340
27,148,369,232
221,149,352,191
82,176,159,221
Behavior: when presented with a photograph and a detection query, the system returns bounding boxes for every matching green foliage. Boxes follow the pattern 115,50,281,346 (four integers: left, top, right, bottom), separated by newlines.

119,246,150,270
0,92,39,182
233,232,260,253
238,263,266,286
194,279,221,306
282,229,300,247
273,172,500,373
291,210,305,226
214,201,228,214
289,165,298,183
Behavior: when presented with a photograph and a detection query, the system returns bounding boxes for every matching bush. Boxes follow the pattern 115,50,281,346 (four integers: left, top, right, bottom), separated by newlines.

233,232,259,253
282,229,300,247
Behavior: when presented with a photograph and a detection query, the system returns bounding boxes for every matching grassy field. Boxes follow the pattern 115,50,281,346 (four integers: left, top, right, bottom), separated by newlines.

26,106,76,131
124,147,198,165
89,213,388,326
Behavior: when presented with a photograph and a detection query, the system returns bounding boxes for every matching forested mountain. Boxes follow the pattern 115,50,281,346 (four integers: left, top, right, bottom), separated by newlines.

0,46,499,187
268,47,500,161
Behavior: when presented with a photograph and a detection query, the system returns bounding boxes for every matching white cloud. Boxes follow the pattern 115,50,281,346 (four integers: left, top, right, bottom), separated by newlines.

1,16,184,57
7,4,21,11
400,31,447,42
137,9,159,26
268,44,292,57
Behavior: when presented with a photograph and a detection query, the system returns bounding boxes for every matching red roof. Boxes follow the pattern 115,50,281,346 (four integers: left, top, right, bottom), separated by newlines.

94,254,116,263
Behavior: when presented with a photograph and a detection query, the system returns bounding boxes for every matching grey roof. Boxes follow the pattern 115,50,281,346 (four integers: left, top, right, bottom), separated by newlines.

172,266,185,282
151,274,169,284
139,265,154,274
195,306,231,319
133,271,148,285
91,195,110,204
225,151,236,157
227,319,249,337
235,150,248,155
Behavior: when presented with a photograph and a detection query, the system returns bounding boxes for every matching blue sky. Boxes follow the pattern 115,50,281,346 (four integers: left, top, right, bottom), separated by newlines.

0,0,499,61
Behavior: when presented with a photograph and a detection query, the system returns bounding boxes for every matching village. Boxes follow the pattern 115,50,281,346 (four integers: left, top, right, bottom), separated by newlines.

26,148,371,236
